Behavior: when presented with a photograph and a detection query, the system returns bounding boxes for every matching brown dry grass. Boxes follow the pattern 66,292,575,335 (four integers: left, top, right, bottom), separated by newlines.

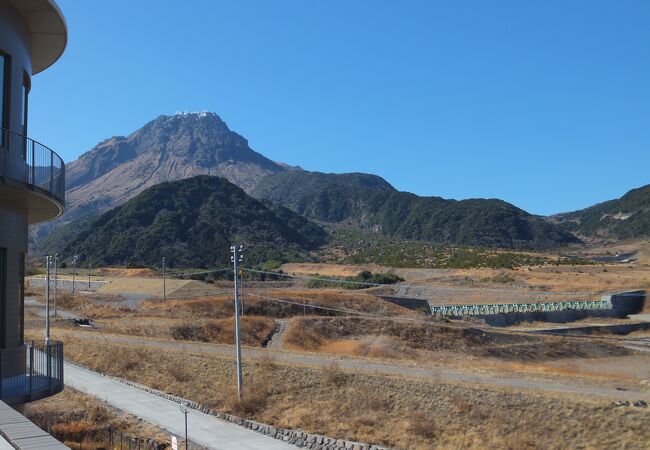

54,336,650,450
99,267,158,277
246,288,416,316
171,316,276,346
281,263,389,277
24,388,171,449
282,316,627,362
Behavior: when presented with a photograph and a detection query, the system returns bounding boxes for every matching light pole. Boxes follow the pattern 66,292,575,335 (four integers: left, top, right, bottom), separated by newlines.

239,269,244,316
53,253,59,317
44,255,51,343
72,254,79,295
179,403,189,449
162,256,166,301
230,244,244,401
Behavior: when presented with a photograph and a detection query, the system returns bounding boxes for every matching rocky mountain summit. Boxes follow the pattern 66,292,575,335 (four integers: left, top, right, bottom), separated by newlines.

62,112,288,224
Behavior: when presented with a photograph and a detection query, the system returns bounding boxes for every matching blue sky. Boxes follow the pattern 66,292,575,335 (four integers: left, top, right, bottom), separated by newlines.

29,1,649,215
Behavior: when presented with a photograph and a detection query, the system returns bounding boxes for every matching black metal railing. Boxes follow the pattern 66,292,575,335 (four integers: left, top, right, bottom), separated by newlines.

0,340,64,404
105,427,168,450
0,128,65,204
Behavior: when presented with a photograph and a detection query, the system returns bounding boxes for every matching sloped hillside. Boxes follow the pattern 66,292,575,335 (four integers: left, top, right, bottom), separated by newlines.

252,171,579,249
551,184,650,240
63,176,327,268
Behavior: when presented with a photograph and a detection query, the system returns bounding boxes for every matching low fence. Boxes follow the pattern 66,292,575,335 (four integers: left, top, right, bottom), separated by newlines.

104,427,168,450
430,299,611,317
429,290,646,326
0,340,64,405
0,128,65,204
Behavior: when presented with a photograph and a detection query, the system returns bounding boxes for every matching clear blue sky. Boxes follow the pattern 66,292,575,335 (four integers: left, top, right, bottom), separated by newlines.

28,1,649,215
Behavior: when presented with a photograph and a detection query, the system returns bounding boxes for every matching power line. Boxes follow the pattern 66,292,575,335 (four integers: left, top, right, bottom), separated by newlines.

240,267,606,298
242,292,383,318
241,268,384,287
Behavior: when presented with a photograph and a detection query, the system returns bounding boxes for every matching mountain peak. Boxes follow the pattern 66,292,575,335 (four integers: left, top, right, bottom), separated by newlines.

61,112,290,228
172,111,218,118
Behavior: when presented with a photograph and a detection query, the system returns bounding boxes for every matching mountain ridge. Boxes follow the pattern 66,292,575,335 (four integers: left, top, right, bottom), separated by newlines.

63,175,327,268
251,171,579,249
550,184,650,240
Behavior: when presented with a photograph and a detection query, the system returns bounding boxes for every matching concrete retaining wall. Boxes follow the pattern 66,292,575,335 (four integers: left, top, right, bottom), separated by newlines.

27,278,109,292
379,296,430,311
450,290,646,327
607,290,646,317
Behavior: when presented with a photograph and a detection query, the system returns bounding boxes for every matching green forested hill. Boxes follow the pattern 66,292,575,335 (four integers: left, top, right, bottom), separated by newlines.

550,184,650,240
252,171,578,249
62,176,328,267
251,171,396,222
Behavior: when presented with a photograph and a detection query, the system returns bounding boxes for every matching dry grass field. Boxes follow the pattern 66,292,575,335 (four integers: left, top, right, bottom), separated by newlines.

286,239,650,300
42,336,650,450
24,239,650,449
24,388,171,449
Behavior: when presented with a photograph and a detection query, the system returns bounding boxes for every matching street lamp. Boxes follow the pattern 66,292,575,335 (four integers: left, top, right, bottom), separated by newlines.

179,403,189,449
72,254,79,295
230,244,244,401
44,255,52,343
53,253,59,317
162,256,166,301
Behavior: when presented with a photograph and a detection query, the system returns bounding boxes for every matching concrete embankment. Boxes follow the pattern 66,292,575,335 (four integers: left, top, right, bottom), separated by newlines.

27,277,109,291
481,291,646,326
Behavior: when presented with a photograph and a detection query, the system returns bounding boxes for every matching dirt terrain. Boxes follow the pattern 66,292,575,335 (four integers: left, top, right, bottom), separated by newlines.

284,239,650,306
24,388,172,449
25,239,650,449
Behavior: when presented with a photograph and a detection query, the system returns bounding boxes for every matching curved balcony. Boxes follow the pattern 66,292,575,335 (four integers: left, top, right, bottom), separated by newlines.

0,340,64,405
0,128,65,223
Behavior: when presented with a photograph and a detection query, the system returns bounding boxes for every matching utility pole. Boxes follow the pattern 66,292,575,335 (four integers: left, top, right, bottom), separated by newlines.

72,254,79,295
230,244,244,401
239,269,244,316
87,263,91,290
162,256,166,301
53,253,58,317
180,403,189,449
45,255,51,343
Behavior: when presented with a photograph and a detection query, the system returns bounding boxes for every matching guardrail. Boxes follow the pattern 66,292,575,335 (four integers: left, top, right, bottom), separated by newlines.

0,128,65,204
430,300,612,317
0,340,64,405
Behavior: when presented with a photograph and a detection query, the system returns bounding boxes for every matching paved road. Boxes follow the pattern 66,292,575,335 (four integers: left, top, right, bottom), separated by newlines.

58,330,650,402
25,297,81,320
64,362,293,450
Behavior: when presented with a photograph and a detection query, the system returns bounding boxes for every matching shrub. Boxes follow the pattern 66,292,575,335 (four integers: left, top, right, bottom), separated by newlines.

321,362,347,387
407,411,436,438
168,360,191,382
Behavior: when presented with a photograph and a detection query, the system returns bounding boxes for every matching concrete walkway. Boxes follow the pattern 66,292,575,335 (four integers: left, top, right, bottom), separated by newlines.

64,363,293,450
24,297,80,320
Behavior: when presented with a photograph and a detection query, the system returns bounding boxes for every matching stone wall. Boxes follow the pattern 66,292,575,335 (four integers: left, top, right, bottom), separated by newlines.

27,277,109,292
109,372,390,450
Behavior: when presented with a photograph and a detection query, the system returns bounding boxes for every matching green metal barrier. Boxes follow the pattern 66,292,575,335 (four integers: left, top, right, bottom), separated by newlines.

430,299,611,317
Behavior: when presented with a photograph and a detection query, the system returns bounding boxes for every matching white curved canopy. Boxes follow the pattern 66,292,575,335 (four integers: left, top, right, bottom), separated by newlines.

8,0,67,74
